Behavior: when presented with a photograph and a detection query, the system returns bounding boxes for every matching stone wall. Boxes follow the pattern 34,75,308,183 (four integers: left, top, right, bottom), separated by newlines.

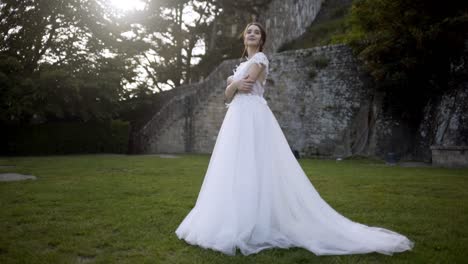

259,0,325,53
133,42,468,161
371,40,468,163
209,0,325,54
134,44,377,158
416,83,468,162
132,59,240,154
430,145,468,168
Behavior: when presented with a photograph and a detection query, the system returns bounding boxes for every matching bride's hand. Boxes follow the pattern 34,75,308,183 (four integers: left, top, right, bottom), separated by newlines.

227,75,234,85
236,75,255,93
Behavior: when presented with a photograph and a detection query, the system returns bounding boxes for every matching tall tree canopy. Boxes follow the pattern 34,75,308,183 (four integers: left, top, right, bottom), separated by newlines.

0,0,263,125
346,0,468,118
122,0,219,91
0,0,136,123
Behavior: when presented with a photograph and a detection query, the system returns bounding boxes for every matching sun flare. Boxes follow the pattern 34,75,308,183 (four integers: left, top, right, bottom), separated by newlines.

109,0,145,11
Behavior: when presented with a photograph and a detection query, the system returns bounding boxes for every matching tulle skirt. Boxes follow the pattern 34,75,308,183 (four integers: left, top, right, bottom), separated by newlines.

175,93,414,256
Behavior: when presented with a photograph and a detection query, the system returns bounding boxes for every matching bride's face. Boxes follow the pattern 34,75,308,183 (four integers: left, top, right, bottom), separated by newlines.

244,25,262,48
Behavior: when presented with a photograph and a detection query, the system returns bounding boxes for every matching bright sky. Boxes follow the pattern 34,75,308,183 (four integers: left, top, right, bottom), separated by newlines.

109,0,145,11
108,0,207,92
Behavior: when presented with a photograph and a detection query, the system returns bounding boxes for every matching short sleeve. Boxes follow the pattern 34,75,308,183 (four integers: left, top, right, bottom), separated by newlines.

248,52,269,85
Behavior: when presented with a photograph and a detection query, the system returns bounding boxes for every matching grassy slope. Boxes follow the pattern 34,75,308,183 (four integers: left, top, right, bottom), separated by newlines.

0,154,467,263
278,0,354,51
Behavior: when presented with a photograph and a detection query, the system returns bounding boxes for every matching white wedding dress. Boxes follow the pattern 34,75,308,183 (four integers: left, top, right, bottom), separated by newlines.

175,52,415,256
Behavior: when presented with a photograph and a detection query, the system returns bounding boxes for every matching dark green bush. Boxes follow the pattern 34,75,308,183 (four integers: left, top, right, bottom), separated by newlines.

0,120,129,155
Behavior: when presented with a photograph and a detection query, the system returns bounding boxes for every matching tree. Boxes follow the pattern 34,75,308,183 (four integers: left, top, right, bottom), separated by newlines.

346,0,468,119
120,0,218,91
0,0,136,124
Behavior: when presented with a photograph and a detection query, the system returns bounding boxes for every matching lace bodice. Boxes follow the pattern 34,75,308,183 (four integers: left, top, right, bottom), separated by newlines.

229,52,269,97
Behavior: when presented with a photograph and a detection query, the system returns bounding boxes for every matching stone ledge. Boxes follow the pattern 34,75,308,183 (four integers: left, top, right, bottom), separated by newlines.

430,145,468,168
0,173,37,182
430,145,468,150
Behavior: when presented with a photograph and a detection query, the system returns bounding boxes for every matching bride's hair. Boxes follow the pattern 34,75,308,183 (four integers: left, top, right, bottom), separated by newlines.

240,22,267,59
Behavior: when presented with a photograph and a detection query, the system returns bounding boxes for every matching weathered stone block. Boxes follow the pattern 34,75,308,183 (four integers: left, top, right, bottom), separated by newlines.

431,145,468,168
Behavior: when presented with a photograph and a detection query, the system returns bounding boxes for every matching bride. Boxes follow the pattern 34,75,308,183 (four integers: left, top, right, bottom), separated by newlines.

175,22,415,256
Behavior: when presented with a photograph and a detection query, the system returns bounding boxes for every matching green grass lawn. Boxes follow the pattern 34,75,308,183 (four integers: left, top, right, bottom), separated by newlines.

1,154,467,263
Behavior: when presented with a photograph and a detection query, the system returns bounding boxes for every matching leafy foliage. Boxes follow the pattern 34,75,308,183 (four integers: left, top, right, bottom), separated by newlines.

0,0,266,126
0,0,136,124
345,0,468,118
0,120,129,155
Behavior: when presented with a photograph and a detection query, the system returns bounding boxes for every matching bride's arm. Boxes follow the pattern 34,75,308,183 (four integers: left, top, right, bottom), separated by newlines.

225,62,265,103
225,77,239,103
245,63,266,84
224,73,258,103
245,53,268,85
